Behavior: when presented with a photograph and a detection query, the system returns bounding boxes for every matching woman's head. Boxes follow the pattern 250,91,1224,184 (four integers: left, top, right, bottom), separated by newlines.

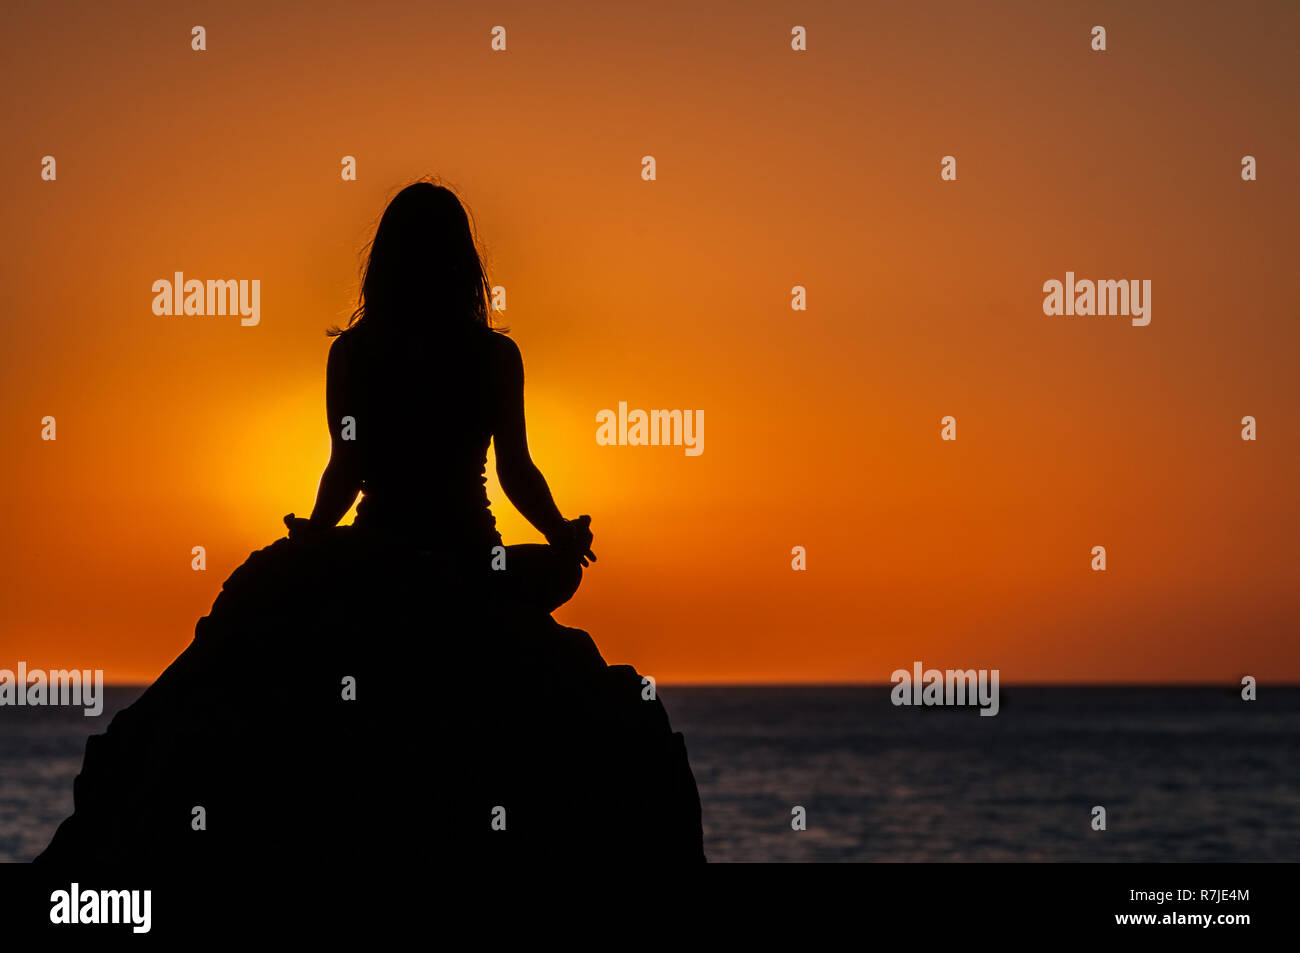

333,180,497,336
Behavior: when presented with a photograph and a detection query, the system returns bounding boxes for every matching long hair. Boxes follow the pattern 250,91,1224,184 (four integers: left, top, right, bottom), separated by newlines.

329,180,501,337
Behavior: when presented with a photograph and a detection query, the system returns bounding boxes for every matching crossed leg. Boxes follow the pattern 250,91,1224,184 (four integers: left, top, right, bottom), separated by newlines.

489,543,583,614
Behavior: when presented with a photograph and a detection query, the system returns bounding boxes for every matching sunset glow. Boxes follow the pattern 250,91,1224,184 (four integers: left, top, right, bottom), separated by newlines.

2,0,1297,684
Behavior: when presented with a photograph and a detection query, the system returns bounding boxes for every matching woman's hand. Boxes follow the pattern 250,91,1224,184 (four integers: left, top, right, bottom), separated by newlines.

550,515,596,567
283,513,315,540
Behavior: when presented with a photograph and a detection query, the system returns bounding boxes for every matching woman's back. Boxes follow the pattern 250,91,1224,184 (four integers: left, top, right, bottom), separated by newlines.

291,180,592,596
339,322,504,550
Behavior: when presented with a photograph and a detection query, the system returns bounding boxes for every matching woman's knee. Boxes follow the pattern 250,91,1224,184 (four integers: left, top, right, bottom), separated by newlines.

561,556,583,594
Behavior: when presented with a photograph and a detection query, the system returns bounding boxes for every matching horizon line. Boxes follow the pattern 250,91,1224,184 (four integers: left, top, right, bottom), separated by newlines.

95,679,1300,689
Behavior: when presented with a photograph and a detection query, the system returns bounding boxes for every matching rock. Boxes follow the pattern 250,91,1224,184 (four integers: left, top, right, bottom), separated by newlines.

36,528,705,866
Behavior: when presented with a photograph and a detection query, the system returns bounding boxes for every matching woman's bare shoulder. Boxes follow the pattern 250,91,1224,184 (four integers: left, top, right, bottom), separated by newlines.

486,329,521,368
330,325,367,355
326,328,365,383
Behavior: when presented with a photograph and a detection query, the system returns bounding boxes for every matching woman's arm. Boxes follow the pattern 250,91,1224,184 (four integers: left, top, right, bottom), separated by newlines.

493,335,594,563
305,336,363,529
493,334,567,539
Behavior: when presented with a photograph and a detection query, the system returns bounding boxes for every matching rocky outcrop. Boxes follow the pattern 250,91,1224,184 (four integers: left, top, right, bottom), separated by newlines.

37,528,705,866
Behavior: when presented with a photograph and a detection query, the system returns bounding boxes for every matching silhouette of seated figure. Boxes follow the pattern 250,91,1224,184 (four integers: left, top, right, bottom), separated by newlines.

284,182,595,614
36,182,705,869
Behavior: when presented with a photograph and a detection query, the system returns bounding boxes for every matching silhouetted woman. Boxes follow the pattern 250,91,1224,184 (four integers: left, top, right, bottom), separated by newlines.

284,181,594,613
37,186,711,873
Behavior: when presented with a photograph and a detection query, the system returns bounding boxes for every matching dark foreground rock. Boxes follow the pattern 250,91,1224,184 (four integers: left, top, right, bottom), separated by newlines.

37,528,705,866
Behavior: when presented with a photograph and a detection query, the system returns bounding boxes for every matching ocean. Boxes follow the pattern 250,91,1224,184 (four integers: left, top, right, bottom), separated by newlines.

2,685,1296,863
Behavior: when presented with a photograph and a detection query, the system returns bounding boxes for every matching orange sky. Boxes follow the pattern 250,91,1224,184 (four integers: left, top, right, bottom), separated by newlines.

1,0,1297,683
